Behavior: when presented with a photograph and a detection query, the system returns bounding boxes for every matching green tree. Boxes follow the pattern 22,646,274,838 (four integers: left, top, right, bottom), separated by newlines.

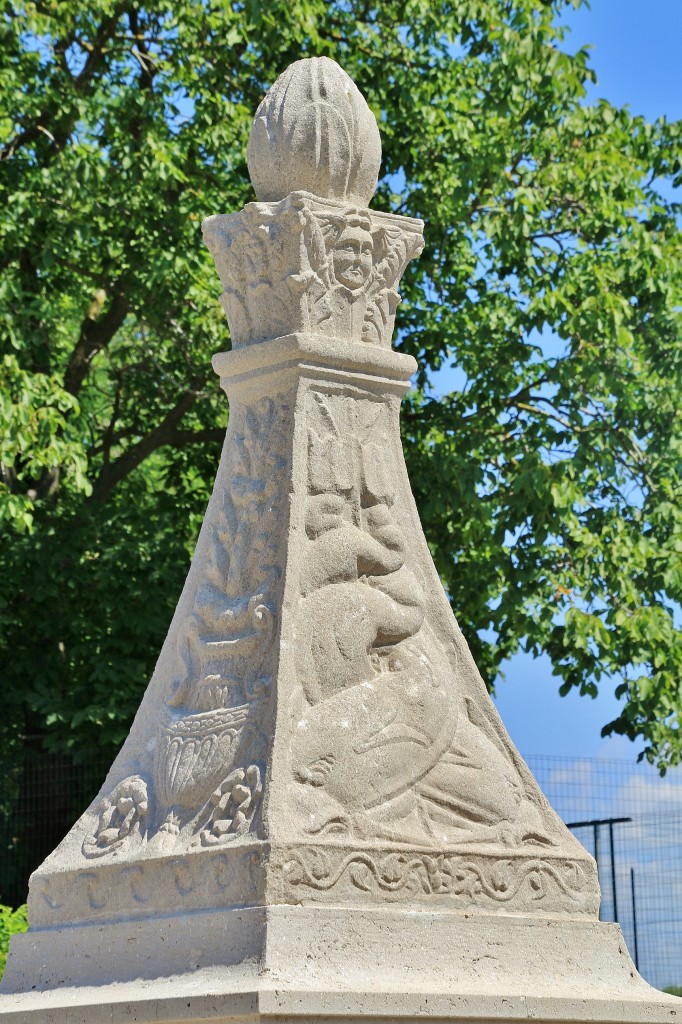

0,903,27,977
1,0,681,788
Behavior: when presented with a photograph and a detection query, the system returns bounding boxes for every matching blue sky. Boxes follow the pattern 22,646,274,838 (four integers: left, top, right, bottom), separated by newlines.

560,0,682,122
438,0,682,762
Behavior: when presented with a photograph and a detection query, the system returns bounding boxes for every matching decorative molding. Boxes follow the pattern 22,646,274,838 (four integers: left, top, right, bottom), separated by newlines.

281,846,598,915
31,845,265,928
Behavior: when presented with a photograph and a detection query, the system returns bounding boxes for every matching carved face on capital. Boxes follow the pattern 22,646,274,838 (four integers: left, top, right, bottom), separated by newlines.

332,223,373,291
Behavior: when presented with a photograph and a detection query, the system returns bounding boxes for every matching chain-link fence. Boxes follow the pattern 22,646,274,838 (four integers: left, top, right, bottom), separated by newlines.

0,753,111,909
529,755,682,992
1,752,681,991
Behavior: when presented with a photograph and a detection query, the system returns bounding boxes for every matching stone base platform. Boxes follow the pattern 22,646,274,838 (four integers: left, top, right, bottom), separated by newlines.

0,906,677,1023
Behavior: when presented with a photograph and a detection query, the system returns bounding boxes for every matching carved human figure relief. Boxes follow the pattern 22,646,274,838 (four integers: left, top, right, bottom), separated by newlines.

203,195,423,349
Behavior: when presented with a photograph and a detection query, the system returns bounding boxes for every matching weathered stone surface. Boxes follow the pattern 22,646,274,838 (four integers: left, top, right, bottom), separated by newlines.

1,907,679,1022
17,339,598,930
247,57,381,206
1,54,676,1024
203,194,422,349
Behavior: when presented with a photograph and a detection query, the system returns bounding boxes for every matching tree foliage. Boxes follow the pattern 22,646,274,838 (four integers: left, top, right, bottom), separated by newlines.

1,0,681,773
0,903,27,976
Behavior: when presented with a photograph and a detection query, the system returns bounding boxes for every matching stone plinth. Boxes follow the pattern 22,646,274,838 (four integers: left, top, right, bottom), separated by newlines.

0,55,677,1024
2,907,678,1023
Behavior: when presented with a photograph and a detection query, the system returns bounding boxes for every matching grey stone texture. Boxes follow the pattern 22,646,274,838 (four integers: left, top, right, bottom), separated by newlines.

0,56,677,1024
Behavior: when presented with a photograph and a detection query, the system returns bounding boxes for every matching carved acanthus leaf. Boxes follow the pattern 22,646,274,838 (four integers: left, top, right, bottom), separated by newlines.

203,194,423,349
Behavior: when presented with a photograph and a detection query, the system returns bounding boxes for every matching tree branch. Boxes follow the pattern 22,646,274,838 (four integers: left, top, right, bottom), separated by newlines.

166,427,225,448
1,0,131,161
63,290,129,397
128,10,157,92
100,375,124,466
90,375,208,502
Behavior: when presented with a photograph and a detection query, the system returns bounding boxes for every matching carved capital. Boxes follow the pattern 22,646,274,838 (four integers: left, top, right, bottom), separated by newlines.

203,193,423,349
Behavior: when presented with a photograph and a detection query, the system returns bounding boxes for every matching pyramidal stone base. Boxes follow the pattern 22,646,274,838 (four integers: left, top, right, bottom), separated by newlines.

1,57,677,1024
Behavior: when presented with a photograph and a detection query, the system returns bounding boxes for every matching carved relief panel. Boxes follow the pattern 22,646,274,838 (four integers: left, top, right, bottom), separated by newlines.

281,384,599,915
82,392,293,862
203,194,423,349
287,387,553,848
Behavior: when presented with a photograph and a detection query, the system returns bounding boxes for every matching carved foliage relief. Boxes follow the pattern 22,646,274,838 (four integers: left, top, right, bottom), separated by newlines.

281,848,598,915
289,388,582,875
202,194,423,349
83,394,292,861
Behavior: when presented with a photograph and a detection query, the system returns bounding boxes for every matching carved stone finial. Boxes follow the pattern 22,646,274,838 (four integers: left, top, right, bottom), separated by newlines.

247,56,382,205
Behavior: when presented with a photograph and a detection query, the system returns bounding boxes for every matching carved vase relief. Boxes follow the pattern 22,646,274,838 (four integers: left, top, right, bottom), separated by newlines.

83,394,292,860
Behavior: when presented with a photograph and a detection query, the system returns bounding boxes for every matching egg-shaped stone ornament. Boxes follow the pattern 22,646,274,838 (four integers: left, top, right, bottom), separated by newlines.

247,56,382,206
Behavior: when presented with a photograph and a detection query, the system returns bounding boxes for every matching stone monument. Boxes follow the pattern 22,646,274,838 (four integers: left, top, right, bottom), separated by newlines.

1,56,677,1024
